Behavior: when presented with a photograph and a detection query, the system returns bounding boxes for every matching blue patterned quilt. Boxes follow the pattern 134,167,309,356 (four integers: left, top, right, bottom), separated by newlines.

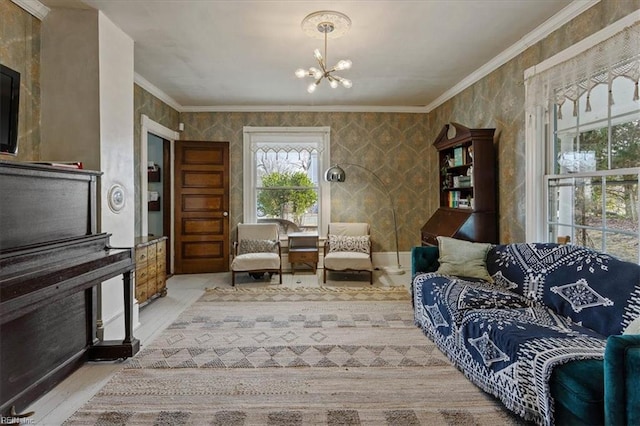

413,243,640,425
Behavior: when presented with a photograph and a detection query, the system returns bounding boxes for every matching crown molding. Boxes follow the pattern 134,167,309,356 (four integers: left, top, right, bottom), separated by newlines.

425,0,600,112
11,0,50,20
180,104,428,113
134,73,183,112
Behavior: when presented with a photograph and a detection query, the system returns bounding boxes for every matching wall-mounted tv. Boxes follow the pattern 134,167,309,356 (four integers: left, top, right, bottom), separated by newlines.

1,64,20,155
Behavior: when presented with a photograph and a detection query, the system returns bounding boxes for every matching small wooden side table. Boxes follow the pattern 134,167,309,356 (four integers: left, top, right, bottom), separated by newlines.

288,232,319,274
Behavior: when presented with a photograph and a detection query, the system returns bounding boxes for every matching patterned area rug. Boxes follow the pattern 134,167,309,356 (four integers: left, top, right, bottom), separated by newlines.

64,286,523,425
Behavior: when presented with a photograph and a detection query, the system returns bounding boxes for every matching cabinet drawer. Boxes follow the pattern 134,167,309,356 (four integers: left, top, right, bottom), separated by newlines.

156,240,166,256
135,267,149,284
147,278,157,296
136,284,148,303
147,243,157,260
135,246,148,264
289,250,318,263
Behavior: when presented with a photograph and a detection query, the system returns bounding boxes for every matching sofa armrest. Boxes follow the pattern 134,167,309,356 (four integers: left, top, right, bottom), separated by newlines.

411,246,439,276
604,334,640,425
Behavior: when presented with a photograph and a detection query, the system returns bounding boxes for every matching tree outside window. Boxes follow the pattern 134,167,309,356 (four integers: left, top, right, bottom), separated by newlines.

255,148,319,231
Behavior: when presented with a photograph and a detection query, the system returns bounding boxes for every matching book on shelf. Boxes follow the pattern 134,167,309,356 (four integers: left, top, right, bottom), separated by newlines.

453,147,464,166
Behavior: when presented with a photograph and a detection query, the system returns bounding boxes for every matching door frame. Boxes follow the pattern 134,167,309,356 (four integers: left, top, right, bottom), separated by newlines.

140,114,180,273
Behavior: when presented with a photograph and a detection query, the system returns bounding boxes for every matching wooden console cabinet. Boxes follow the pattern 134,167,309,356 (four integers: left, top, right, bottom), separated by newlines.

421,123,497,245
135,236,168,304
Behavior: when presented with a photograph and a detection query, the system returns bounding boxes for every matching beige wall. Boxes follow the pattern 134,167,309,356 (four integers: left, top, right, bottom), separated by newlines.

40,8,101,170
0,0,40,161
428,0,640,242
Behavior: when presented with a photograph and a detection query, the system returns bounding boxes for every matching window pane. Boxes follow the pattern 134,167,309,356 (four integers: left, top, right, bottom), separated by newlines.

256,187,318,231
577,128,607,171
605,232,638,263
548,177,574,225
255,147,319,233
573,177,602,228
605,174,638,233
611,119,640,169
574,228,603,251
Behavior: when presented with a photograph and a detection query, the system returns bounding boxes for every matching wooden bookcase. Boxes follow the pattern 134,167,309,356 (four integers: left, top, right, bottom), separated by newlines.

421,123,497,246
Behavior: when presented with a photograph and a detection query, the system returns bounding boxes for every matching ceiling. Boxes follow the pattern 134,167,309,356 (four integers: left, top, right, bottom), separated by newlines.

38,0,588,111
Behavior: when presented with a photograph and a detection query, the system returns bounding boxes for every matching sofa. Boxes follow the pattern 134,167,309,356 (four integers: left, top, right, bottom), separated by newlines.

411,237,640,425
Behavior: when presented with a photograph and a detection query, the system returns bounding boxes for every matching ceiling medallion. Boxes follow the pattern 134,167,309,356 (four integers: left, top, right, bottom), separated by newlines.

295,10,353,93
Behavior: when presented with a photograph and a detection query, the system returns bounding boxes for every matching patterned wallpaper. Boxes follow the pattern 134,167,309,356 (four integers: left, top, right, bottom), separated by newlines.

0,0,40,161
428,0,640,242
133,83,180,236
179,112,432,252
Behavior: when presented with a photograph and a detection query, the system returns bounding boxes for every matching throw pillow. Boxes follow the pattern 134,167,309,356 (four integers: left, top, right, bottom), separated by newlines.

436,236,493,282
238,239,278,255
328,234,370,254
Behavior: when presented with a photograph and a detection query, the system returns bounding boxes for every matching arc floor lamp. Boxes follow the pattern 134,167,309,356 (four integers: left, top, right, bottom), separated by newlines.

324,164,405,275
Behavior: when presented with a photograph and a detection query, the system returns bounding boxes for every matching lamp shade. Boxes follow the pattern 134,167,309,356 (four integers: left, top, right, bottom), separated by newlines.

324,165,346,182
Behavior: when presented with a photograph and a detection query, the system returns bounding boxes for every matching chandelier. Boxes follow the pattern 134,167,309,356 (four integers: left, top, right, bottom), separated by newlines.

295,11,353,93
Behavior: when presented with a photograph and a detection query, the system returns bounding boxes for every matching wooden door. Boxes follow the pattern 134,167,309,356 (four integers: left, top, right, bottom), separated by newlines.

174,141,229,273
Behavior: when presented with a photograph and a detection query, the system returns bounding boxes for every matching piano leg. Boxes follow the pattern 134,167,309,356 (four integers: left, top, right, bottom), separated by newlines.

87,270,140,361
122,270,135,345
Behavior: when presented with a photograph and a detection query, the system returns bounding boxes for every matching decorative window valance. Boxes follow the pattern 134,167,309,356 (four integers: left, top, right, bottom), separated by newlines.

525,21,640,117
252,142,324,154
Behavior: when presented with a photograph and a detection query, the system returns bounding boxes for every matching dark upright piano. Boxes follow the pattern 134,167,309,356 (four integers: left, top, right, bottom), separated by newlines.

0,160,139,416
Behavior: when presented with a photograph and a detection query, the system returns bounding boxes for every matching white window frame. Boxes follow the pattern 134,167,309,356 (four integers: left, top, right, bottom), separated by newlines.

242,126,331,237
525,13,640,243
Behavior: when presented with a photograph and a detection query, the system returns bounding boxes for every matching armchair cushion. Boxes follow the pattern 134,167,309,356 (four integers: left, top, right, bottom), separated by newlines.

238,239,278,255
327,234,370,254
231,252,281,271
324,251,372,271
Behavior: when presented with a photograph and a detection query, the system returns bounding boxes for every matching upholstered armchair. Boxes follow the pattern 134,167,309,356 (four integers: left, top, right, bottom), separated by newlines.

231,223,282,286
323,222,373,284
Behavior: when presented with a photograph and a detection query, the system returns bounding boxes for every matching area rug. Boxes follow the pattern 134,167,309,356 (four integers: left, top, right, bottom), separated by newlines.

64,286,524,425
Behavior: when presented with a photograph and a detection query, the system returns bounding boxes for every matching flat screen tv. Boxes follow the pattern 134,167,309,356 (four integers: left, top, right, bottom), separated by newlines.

1,64,20,155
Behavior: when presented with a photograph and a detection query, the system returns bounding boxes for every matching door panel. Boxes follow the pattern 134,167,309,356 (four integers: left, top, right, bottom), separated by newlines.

174,141,229,273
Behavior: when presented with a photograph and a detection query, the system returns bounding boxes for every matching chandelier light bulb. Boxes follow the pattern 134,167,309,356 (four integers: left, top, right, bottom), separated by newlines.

336,59,352,71
329,79,339,89
341,79,352,88
307,82,318,93
314,48,323,61
295,68,307,78
311,68,323,79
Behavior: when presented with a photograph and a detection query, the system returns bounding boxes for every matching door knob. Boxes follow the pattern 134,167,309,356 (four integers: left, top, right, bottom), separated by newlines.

223,211,229,217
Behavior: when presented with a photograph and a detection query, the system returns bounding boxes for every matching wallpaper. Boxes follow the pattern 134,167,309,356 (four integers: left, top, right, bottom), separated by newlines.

179,112,432,253
428,0,640,242
0,0,40,161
